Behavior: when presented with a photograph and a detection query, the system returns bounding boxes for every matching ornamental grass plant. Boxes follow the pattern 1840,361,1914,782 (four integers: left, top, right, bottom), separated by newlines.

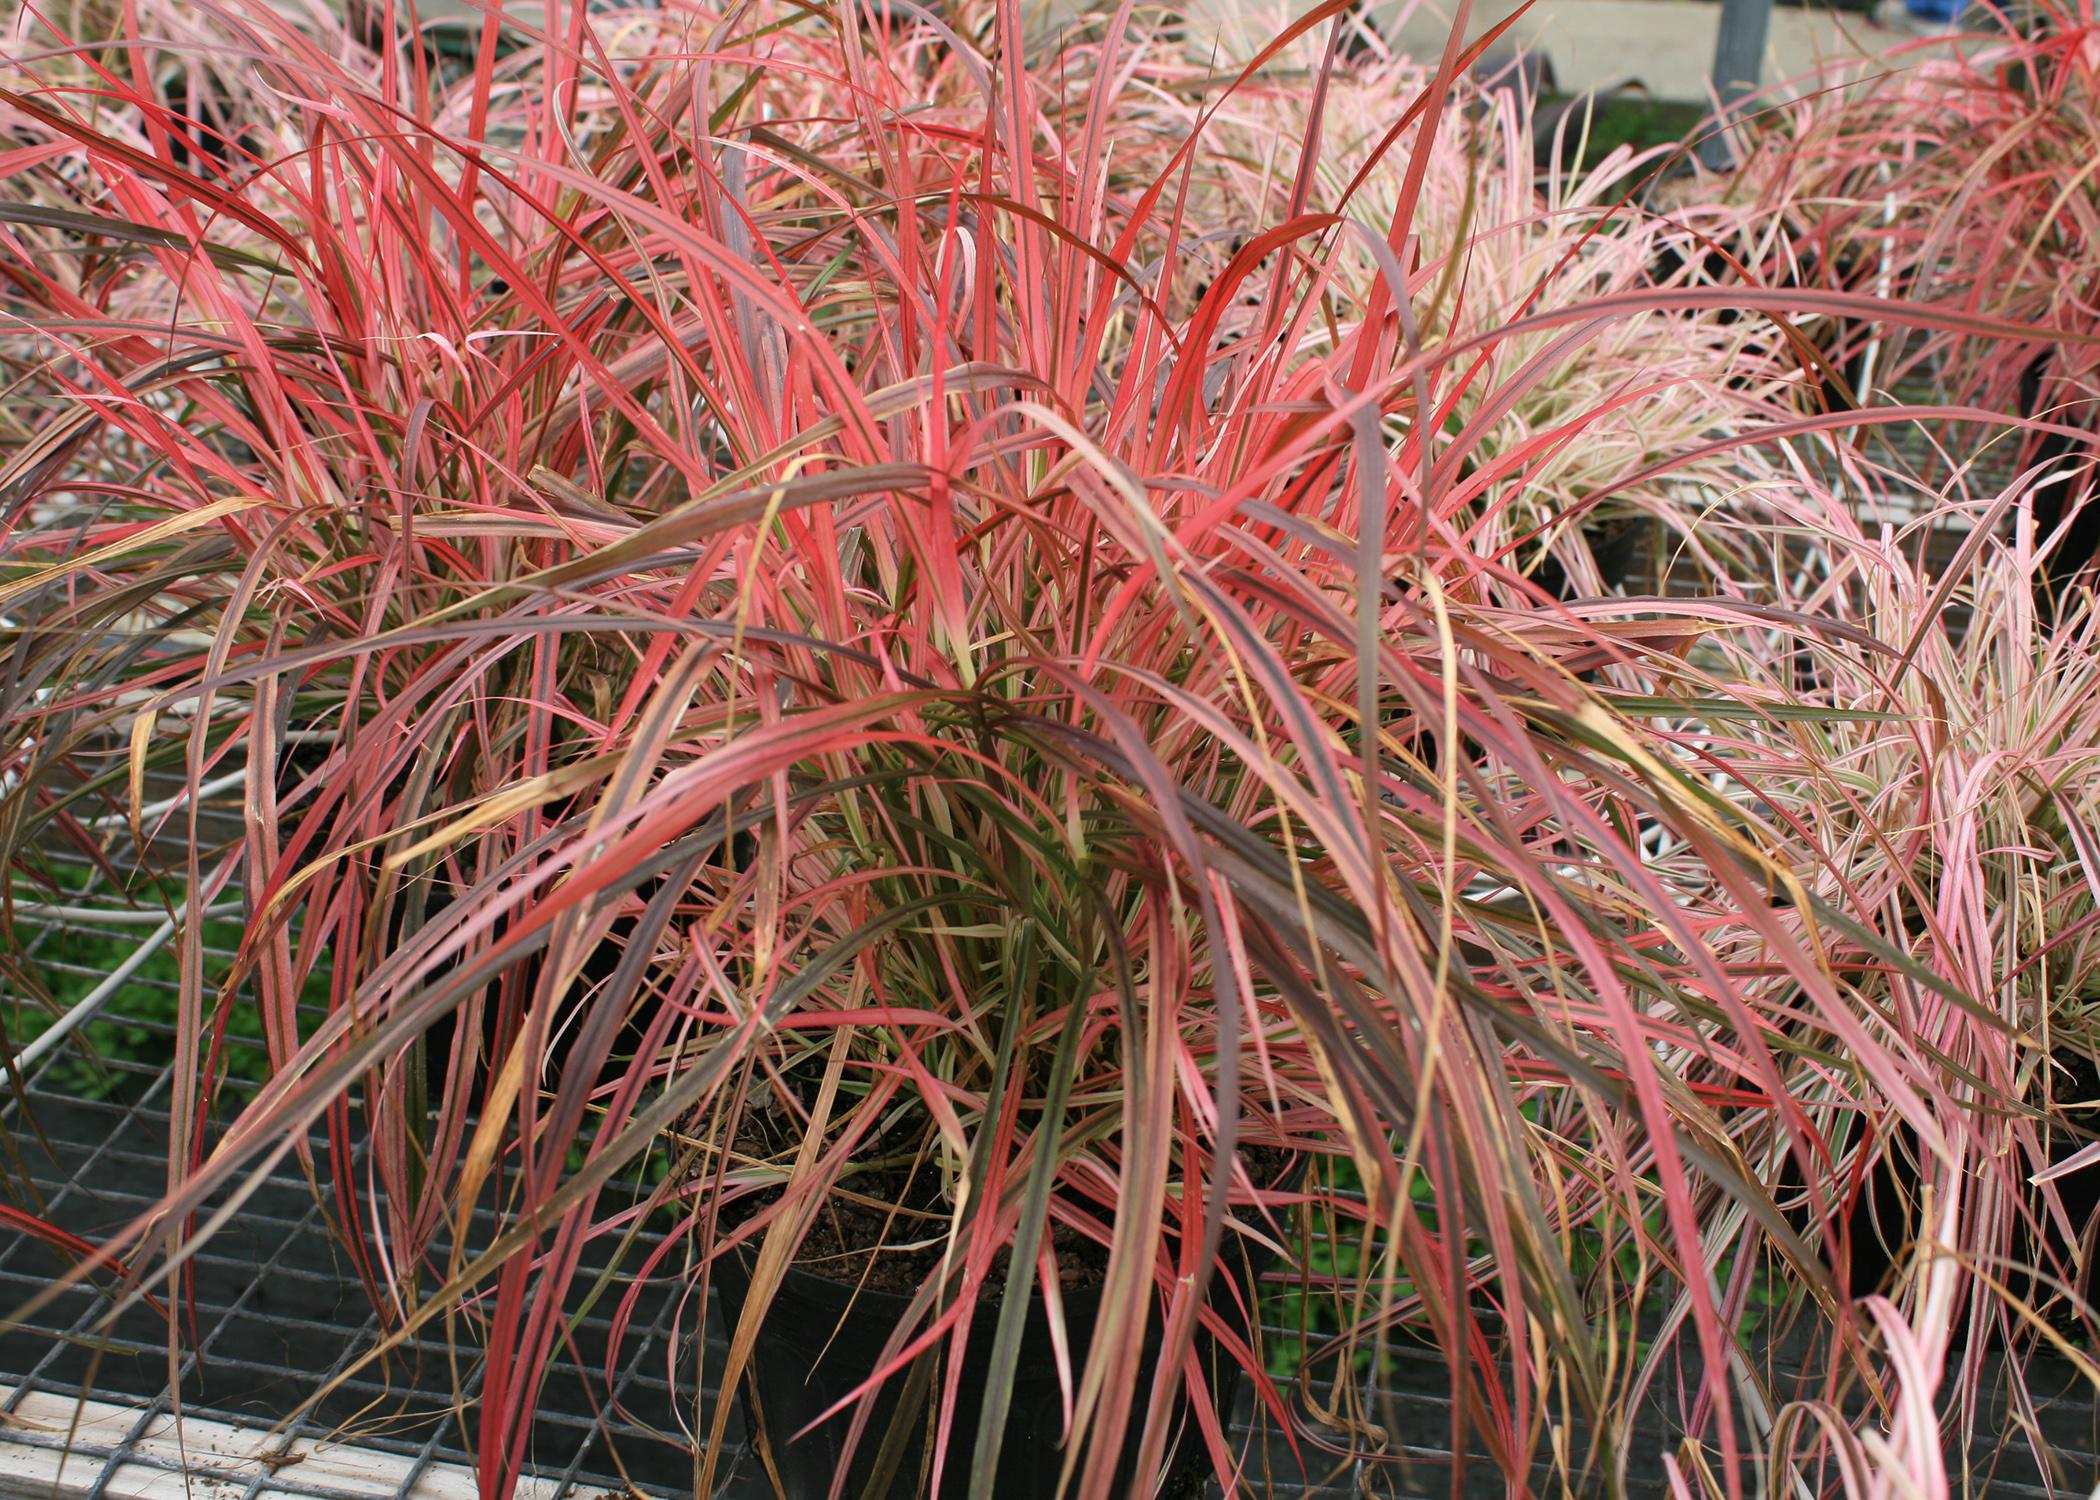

0,1,2095,1497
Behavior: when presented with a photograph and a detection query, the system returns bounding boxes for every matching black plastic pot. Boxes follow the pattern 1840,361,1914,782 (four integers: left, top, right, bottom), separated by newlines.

715,1227,1277,1500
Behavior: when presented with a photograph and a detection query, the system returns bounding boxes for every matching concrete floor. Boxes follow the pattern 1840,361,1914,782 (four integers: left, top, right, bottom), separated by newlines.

1178,0,1963,101
406,0,1969,109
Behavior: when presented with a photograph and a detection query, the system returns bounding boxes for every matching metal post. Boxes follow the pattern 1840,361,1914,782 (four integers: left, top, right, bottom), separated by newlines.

1700,0,1773,170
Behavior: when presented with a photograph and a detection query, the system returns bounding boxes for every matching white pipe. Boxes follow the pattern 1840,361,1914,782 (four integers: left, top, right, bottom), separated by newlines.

80,768,250,830
7,901,243,923
77,731,338,831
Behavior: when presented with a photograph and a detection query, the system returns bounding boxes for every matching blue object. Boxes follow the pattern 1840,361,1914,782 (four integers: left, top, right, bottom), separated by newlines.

1905,0,1962,22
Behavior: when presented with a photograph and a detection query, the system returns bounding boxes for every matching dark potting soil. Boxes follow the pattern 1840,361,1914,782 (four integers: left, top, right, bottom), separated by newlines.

726,1124,1296,1301
794,1190,1112,1295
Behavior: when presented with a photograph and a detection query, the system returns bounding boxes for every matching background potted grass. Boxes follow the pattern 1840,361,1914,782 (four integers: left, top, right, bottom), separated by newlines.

1571,441,2100,1500
1151,51,1812,598
1612,448,2100,1483
1724,1,2100,596
2,0,2098,1497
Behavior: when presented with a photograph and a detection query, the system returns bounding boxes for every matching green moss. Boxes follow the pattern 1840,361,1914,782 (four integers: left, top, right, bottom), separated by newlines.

1539,94,1709,178
5,867,315,1101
